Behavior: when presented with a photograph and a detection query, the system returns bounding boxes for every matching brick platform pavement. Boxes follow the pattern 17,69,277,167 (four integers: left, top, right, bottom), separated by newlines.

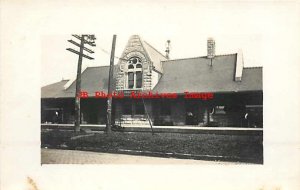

41,148,244,164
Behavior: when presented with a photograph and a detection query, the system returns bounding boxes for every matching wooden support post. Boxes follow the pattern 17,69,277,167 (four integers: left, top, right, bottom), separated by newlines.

142,98,154,135
206,107,210,126
106,35,117,133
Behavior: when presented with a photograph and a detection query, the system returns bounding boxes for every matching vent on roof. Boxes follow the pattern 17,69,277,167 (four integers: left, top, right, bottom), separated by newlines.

207,38,215,59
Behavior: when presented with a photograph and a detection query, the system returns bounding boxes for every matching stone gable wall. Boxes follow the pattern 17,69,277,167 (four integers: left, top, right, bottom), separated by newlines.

116,35,153,91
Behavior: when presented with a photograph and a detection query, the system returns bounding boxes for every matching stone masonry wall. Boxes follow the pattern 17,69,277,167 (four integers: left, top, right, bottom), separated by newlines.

116,35,153,91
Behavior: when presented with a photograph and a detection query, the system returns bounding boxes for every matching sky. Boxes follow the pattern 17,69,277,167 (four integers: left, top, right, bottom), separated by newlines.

40,1,282,86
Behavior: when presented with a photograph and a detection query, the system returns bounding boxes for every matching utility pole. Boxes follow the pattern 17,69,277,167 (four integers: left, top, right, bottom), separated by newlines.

67,34,96,132
106,35,117,133
142,97,154,135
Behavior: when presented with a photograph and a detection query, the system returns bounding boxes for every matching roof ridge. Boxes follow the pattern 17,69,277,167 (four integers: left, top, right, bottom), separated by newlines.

162,56,206,62
138,37,152,62
42,80,69,88
143,40,167,59
161,56,210,62
86,65,111,68
215,53,237,57
244,66,263,69
162,53,237,63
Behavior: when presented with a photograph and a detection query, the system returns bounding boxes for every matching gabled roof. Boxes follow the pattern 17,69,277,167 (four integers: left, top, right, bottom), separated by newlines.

41,80,69,98
42,54,262,98
41,35,262,98
41,66,116,98
153,54,262,93
142,40,167,73
116,35,166,73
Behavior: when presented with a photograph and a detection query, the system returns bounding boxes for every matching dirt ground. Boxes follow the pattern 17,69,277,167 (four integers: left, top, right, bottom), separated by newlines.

41,148,248,164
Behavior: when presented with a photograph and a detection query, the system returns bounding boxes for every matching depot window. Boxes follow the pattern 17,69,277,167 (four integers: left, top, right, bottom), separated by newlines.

127,57,143,89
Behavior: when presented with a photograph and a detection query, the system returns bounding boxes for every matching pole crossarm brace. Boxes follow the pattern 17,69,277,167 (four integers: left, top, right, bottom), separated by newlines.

66,48,94,60
67,40,95,54
66,34,96,133
72,34,96,47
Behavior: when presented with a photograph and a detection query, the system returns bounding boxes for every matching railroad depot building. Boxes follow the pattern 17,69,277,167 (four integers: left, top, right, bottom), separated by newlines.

41,35,263,127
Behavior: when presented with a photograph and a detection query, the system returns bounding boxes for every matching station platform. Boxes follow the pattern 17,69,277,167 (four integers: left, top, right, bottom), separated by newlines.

41,123,262,135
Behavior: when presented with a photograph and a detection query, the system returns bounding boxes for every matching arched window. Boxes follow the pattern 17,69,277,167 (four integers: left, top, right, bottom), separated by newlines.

128,65,134,69
127,57,143,89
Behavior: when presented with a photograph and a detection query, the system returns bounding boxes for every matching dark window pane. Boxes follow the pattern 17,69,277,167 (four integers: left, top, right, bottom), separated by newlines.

161,100,171,115
123,101,132,115
129,57,141,64
136,64,142,68
128,65,134,69
128,72,134,88
135,101,145,115
136,71,142,88
132,58,138,64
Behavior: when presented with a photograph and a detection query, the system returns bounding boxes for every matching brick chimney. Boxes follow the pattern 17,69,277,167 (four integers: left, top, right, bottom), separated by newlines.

235,49,244,81
207,38,215,59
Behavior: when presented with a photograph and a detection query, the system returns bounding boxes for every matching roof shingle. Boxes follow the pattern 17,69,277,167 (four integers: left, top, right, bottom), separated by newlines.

41,54,262,98
153,54,262,93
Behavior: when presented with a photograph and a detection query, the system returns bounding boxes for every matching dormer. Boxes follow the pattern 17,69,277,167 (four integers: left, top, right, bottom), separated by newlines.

115,35,167,91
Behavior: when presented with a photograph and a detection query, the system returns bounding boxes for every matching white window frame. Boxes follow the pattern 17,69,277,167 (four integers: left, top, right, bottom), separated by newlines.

125,57,143,90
